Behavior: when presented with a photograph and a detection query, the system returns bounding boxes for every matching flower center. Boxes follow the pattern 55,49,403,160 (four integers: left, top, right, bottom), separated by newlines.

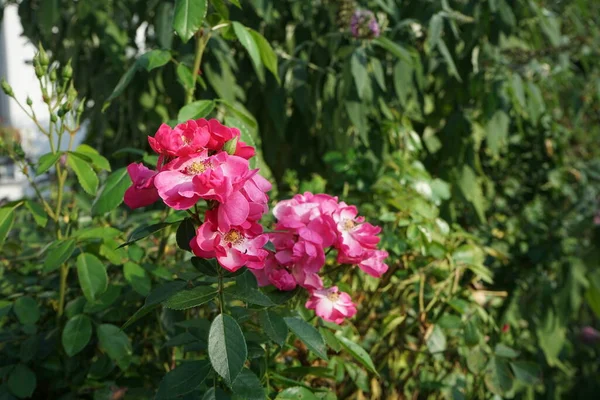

342,219,356,231
223,229,244,245
186,161,209,175
327,290,340,302
181,135,191,145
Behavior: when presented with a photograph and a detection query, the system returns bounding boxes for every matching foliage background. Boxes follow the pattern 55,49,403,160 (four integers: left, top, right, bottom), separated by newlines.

1,0,600,399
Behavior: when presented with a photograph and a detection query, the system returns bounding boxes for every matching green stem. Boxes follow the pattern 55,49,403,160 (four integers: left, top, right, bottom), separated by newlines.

218,267,225,314
57,264,69,317
185,30,211,104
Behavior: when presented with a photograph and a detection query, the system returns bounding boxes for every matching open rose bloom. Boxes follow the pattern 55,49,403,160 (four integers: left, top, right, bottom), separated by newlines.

123,119,388,324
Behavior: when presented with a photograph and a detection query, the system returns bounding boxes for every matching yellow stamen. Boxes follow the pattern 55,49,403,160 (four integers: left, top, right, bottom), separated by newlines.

181,135,191,145
327,291,340,302
186,161,208,175
223,230,244,245
343,219,355,231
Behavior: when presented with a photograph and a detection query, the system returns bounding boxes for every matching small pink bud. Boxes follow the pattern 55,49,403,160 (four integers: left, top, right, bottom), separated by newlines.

580,326,600,345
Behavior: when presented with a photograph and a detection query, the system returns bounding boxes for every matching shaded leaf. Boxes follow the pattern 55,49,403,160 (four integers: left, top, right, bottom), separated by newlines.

62,314,93,356
76,253,108,302
208,314,247,385
284,317,328,360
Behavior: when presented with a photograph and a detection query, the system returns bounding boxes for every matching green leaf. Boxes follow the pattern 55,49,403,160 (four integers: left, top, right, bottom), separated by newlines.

138,49,172,71
259,310,288,346
76,253,108,302
224,283,274,306
511,73,526,109
7,364,36,399
156,2,174,49
345,101,368,145
232,22,264,83
275,387,319,400
156,360,212,399
466,347,488,374
284,317,328,360
484,356,514,396
436,39,461,81
495,343,519,359
14,296,40,325
24,200,47,227
121,280,188,330
118,222,174,248
75,144,111,171
92,167,132,216
249,29,279,83
0,203,19,247
373,37,412,63
176,63,195,90
173,0,207,43
426,325,447,353
36,151,62,174
163,286,217,310
536,309,566,366
175,218,196,252
202,388,231,400
43,239,76,272
124,262,151,296
351,48,370,100
370,58,386,91
67,153,99,195
486,110,510,156
428,14,443,50
510,361,541,385
178,100,215,122
230,369,265,400
105,62,138,103
335,334,378,375
208,314,248,385
62,314,93,356
96,324,133,369
320,328,341,353
456,165,486,223
192,257,219,276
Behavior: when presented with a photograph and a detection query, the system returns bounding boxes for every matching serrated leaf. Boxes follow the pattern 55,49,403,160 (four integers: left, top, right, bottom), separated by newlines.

510,361,541,385
92,167,131,216
259,310,288,346
484,356,514,396
284,317,328,360
275,387,319,400
43,239,76,272
486,110,510,156
67,153,99,195
36,152,62,174
176,218,197,251
75,144,111,171
495,343,519,358
351,48,370,100
230,369,265,400
76,253,108,302
24,200,47,227
122,280,188,330
173,0,208,43
192,257,219,276
466,347,487,374
208,314,247,385
156,360,212,399
335,334,378,375
62,314,93,356
118,222,174,248
176,63,195,90
163,286,217,310
178,100,215,122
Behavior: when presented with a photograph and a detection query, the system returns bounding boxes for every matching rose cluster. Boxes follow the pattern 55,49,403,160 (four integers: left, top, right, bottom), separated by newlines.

123,119,388,324
251,193,388,323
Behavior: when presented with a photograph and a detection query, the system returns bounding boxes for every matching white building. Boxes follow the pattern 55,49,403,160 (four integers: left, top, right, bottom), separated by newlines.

0,4,84,201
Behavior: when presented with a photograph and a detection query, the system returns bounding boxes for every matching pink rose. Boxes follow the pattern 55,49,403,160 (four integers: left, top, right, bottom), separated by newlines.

333,205,380,260
153,151,251,210
190,219,268,272
123,163,160,209
196,119,256,159
357,250,389,278
148,121,210,158
305,286,357,324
